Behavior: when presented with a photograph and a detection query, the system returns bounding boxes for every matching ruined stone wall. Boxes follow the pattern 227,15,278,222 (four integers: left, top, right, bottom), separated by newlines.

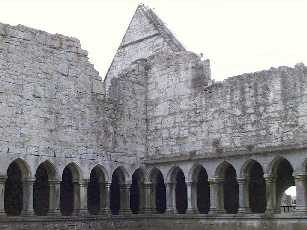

107,59,148,161
104,5,184,92
147,49,307,159
0,23,113,163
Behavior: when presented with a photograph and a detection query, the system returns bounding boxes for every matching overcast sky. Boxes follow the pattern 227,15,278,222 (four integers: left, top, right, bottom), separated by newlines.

1,0,307,82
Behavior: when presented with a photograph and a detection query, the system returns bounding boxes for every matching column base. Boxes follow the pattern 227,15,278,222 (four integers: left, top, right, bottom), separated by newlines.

295,207,307,214
79,209,89,216
47,209,61,216
166,208,175,215
237,207,251,214
143,208,152,214
209,208,225,215
186,209,199,214
98,208,111,216
72,209,80,216
0,210,6,217
119,209,132,215
265,209,278,215
21,210,35,216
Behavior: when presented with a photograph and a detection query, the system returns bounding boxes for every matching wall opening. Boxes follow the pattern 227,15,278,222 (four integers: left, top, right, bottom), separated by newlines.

60,166,74,216
150,169,166,213
196,167,210,214
4,162,23,216
223,164,239,214
274,158,295,213
33,164,49,215
88,169,100,215
110,168,125,215
247,161,266,213
130,169,144,214
174,168,187,214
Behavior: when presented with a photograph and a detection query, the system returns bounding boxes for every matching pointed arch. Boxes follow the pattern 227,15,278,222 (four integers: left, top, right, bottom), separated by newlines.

110,166,130,215
148,167,166,213
87,164,108,215
241,159,266,213
4,159,31,216
166,166,187,214
190,164,210,214
166,166,186,184
60,162,82,216
6,158,32,179
214,161,233,178
62,162,82,182
268,157,295,213
33,160,58,216
130,168,145,214
90,164,108,183
215,161,238,214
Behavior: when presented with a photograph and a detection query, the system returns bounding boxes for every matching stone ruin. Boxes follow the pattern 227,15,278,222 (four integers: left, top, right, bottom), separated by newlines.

0,4,306,230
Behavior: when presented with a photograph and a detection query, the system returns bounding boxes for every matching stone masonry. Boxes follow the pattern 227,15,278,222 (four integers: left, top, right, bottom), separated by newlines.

0,3,307,230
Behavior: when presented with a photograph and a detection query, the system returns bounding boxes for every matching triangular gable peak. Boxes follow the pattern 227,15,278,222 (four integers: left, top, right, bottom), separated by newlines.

104,4,186,92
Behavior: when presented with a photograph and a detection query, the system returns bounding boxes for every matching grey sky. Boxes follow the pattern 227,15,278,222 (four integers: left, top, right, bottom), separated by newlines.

1,0,307,82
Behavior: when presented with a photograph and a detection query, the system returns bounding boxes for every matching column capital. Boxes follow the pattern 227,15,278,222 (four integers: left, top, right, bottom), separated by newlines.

185,181,195,186
80,179,90,187
209,177,224,184
0,176,7,183
23,177,36,183
294,173,307,181
264,175,275,183
237,177,247,183
48,179,61,185
119,183,131,190
100,182,112,188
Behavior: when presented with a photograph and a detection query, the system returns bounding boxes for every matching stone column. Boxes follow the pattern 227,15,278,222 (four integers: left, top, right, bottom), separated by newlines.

265,175,276,214
295,173,307,213
99,182,111,215
119,183,131,215
209,177,224,214
139,182,145,213
237,177,250,214
186,181,198,214
72,180,81,216
144,182,153,214
166,182,175,214
48,179,61,216
79,179,89,216
0,176,7,216
21,177,35,216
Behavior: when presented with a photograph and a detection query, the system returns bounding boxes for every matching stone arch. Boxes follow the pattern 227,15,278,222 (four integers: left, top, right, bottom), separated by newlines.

149,167,166,213
214,161,232,178
87,164,108,215
111,166,130,184
6,158,32,179
215,161,239,214
268,156,295,213
63,162,82,182
167,166,187,183
190,164,210,214
167,166,187,214
242,159,266,213
4,158,31,216
60,162,82,216
90,164,109,183
130,168,145,214
110,166,130,215
33,160,58,216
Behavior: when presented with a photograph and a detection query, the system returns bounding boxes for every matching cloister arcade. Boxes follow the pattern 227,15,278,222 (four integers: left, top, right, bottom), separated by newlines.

0,155,306,217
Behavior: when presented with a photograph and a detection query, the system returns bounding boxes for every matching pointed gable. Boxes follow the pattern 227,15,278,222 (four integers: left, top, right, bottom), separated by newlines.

104,4,185,92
